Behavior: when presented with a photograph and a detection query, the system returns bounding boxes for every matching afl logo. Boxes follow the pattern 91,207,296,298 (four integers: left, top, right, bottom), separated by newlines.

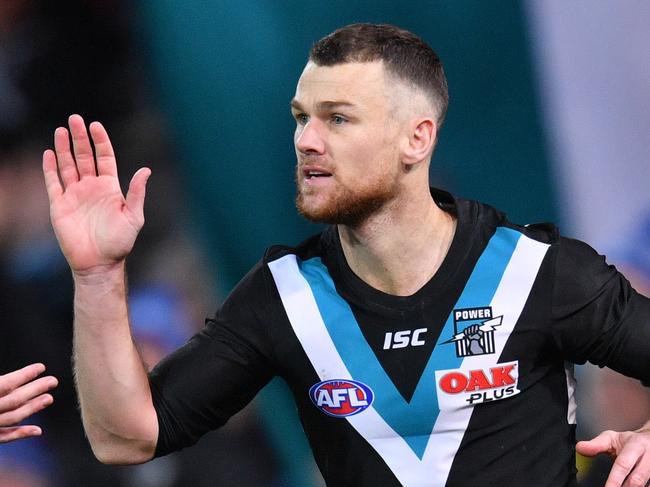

309,379,374,417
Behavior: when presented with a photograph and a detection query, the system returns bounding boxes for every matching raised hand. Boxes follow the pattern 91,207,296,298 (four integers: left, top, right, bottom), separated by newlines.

43,115,151,274
0,363,58,443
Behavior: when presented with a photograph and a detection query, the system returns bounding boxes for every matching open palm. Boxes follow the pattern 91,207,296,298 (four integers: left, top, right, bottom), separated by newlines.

43,115,151,273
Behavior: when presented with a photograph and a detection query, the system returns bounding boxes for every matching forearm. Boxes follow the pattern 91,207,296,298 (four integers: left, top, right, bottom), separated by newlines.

73,262,158,464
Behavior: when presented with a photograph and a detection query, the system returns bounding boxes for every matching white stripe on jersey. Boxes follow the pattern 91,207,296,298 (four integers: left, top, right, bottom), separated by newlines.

565,363,577,425
428,234,550,485
268,254,424,479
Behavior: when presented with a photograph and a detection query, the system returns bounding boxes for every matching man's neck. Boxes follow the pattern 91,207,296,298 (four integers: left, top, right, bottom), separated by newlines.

337,188,457,297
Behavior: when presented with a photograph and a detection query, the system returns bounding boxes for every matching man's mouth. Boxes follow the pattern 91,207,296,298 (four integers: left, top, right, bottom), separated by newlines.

302,166,333,180
305,171,332,179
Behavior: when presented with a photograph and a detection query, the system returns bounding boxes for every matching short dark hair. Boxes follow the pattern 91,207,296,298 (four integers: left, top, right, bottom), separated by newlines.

310,23,449,126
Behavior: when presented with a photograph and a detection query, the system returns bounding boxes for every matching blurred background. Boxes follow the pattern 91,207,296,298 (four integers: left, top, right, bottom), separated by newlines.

0,1,647,485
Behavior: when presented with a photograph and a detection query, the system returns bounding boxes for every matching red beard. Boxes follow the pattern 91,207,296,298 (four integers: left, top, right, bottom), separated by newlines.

295,172,398,226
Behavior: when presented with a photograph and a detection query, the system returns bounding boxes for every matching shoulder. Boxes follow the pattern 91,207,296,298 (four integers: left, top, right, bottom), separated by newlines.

443,186,560,246
552,236,619,298
222,229,329,304
263,228,331,265
451,188,614,283
499,218,614,288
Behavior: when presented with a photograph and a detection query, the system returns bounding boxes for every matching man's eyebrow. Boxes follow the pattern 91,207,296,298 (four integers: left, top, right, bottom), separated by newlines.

290,98,303,111
290,99,358,111
316,101,357,111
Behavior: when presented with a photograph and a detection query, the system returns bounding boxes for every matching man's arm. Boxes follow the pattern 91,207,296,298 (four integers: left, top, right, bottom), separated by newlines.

43,114,156,464
0,363,57,443
552,237,650,486
575,287,650,487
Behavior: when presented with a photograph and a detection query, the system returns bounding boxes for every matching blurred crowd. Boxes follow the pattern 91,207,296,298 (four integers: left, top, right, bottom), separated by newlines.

0,1,279,485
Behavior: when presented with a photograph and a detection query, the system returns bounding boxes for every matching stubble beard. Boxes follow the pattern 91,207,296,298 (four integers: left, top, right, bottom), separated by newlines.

295,172,399,227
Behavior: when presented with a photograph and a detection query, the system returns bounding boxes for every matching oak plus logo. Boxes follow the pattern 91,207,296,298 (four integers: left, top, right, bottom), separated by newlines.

442,307,503,358
435,361,520,408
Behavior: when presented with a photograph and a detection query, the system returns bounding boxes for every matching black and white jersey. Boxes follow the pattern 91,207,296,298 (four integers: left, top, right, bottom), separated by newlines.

149,188,650,486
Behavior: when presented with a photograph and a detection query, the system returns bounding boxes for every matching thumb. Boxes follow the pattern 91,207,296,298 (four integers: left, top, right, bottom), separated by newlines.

576,430,617,457
125,167,152,220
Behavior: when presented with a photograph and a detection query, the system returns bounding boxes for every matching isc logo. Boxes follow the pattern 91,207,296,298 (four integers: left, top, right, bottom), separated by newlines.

309,379,374,417
383,328,428,349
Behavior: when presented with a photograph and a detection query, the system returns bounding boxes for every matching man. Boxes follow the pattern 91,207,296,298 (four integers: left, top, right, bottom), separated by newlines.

42,23,650,486
0,363,57,443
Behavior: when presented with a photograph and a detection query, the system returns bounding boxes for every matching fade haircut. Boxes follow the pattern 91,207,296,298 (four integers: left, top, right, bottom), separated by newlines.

309,23,449,126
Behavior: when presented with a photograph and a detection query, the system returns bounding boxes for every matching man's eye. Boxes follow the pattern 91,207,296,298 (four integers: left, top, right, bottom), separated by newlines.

295,113,309,125
331,115,347,125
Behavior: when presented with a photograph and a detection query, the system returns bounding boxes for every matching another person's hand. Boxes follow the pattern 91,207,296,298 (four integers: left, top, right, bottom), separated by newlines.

42,114,151,275
577,428,650,486
0,363,58,443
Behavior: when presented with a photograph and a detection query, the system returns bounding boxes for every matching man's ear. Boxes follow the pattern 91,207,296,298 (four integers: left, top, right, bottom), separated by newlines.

402,118,437,166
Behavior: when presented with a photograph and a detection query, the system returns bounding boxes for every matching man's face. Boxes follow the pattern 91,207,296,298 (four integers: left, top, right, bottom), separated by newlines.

291,61,403,226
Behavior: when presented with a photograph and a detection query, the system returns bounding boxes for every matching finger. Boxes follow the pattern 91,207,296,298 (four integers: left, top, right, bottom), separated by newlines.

577,431,617,457
125,167,151,223
43,149,63,203
622,471,650,487
606,447,643,487
54,126,79,187
0,363,46,396
0,425,42,443
620,453,650,487
0,393,54,428
68,114,97,178
89,121,117,177
0,375,58,414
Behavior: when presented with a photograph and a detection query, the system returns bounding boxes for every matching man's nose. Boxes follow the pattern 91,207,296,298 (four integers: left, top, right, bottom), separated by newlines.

295,120,325,155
